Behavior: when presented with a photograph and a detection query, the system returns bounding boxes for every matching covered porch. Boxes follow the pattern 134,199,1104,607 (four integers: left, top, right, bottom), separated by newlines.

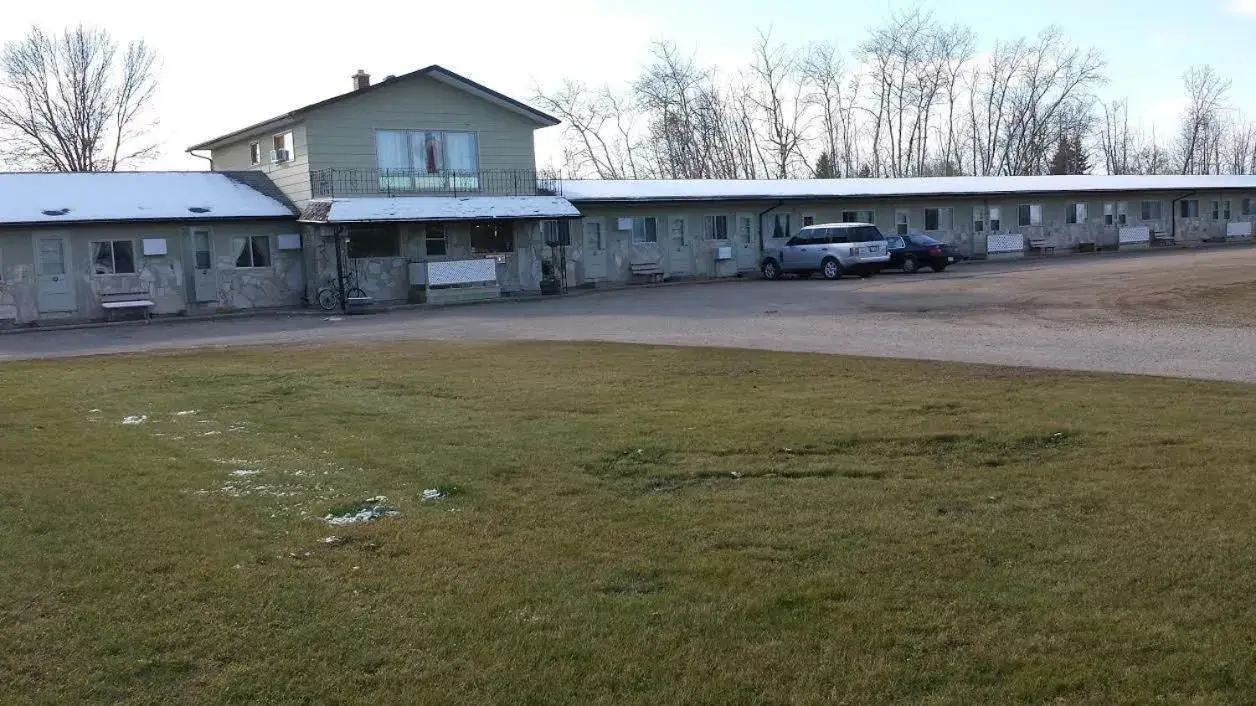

297,195,580,306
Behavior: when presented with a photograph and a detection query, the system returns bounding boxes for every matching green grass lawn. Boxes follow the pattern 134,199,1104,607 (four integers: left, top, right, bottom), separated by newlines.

2,342,1255,704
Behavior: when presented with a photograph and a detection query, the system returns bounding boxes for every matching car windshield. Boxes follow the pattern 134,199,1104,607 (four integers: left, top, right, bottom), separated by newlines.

908,235,942,246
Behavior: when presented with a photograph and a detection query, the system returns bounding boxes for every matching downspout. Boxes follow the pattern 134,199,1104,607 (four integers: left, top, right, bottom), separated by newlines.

1170,191,1196,244
757,200,786,250
188,150,214,171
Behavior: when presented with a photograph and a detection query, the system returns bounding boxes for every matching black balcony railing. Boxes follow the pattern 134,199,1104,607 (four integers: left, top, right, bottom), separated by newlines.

310,168,561,199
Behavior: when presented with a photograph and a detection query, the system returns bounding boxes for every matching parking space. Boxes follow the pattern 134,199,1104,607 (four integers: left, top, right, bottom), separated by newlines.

3,247,1255,382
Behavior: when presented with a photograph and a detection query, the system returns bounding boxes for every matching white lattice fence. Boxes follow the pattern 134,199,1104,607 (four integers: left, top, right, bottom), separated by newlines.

426,259,498,286
986,233,1024,254
1118,226,1151,245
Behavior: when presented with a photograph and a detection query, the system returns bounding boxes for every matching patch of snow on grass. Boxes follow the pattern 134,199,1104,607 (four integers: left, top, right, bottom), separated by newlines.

202,431,222,437
121,415,148,425
324,501,400,526
230,469,261,477
174,410,198,416
422,488,444,501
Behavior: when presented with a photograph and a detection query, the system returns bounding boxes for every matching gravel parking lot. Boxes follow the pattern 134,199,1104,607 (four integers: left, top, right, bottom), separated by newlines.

3,247,1255,382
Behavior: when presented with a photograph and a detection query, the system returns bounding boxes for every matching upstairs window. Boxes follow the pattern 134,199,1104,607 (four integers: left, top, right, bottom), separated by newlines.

249,141,261,165
376,130,479,191
272,132,294,162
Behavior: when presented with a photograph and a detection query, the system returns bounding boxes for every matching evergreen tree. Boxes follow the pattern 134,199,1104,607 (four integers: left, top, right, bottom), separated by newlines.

813,150,839,178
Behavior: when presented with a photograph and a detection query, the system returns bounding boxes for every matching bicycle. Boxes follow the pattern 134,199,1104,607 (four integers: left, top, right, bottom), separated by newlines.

316,271,368,311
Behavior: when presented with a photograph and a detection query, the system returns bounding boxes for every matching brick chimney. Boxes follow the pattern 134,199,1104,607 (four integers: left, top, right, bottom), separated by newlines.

352,69,370,91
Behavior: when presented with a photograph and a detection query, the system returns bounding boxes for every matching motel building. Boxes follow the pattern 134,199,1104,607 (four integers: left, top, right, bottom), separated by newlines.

2,65,1256,325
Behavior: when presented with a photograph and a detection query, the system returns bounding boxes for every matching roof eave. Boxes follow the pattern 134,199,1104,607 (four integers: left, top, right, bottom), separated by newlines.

1,214,297,228
186,114,301,152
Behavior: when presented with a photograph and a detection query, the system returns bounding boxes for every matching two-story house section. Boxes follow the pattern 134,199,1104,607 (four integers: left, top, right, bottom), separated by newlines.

188,65,579,304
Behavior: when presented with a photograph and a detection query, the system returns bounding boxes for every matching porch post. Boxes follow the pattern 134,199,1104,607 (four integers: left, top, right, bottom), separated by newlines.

334,226,347,313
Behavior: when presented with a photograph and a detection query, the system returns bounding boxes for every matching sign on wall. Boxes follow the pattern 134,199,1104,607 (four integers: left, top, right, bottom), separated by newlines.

986,233,1024,254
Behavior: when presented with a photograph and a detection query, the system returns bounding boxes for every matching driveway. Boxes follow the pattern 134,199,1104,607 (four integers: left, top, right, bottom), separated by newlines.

3,248,1255,383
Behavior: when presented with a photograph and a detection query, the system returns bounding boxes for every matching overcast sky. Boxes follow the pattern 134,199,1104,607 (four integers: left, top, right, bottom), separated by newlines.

6,0,1256,171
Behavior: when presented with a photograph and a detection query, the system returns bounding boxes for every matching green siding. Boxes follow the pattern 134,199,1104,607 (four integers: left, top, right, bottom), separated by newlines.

304,76,539,176
208,123,312,204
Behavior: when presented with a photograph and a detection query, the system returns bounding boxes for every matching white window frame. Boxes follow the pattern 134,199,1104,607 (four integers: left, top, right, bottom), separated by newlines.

1116,202,1128,226
1018,204,1043,227
923,207,953,232
249,141,261,166
231,235,272,268
1180,199,1200,218
374,129,481,178
584,220,604,251
1223,200,1232,220
541,220,571,247
988,206,1002,232
841,210,874,224
424,223,448,257
90,239,137,275
1066,202,1086,225
631,217,658,243
272,132,294,162
801,214,816,227
704,215,729,240
973,206,986,233
894,209,910,236
1103,202,1115,226
1141,201,1162,221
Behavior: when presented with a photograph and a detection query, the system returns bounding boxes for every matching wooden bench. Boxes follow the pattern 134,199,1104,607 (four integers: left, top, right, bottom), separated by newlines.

1027,236,1055,255
1152,231,1176,246
100,290,154,321
629,261,664,283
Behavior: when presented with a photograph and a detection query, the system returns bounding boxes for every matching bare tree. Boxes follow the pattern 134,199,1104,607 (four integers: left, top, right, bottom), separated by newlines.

745,29,808,178
533,80,642,179
1100,98,1133,174
1223,116,1256,175
1177,65,1231,175
800,42,862,177
0,24,158,171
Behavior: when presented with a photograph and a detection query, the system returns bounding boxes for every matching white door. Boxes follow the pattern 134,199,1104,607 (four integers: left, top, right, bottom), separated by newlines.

582,220,606,282
190,229,217,302
34,234,75,313
735,213,758,270
668,216,690,274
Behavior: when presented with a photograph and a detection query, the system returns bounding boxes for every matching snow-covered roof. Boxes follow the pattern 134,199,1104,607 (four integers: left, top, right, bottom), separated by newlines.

299,196,580,223
0,171,296,226
561,175,1256,203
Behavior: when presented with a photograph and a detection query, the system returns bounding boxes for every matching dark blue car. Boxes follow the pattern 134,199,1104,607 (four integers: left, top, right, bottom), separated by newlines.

883,233,964,273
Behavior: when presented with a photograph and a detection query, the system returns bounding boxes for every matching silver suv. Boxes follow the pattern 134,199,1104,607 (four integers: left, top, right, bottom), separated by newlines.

761,223,890,280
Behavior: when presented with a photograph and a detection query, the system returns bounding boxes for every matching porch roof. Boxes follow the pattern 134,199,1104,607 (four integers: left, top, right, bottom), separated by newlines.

298,196,580,224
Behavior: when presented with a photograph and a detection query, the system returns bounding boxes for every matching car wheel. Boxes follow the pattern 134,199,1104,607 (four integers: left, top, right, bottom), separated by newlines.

761,259,782,280
821,258,842,280
930,264,948,273
901,256,920,274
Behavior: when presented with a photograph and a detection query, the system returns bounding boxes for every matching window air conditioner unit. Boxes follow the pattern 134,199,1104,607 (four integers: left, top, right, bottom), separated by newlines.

270,149,291,163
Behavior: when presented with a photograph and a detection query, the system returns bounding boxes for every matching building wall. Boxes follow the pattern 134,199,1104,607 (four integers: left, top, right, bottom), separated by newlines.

306,220,546,302
210,122,312,203
304,76,540,178
569,190,1256,285
0,220,303,324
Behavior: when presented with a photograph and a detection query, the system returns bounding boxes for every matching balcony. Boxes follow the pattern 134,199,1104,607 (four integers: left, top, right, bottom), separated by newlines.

310,168,560,199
